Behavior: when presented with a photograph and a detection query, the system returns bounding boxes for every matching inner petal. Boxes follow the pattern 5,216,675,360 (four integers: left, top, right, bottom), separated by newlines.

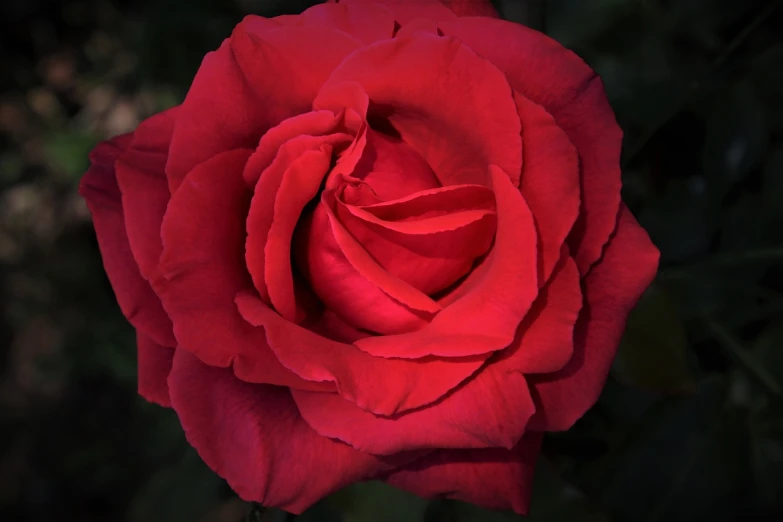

333,184,497,294
336,128,440,205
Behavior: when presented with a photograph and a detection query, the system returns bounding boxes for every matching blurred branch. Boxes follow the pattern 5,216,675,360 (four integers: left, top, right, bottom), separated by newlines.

622,0,782,168
702,315,782,399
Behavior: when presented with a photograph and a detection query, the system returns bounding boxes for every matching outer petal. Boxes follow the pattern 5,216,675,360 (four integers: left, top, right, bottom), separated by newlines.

153,149,332,392
322,31,522,188
296,2,396,44
528,207,660,431
328,0,458,24
440,0,499,18
116,107,178,280
167,349,413,514
382,431,543,515
136,332,174,407
516,92,580,285
501,250,583,375
79,136,175,348
166,21,361,192
292,365,534,456
291,252,579,455
236,291,490,416
353,166,538,358
440,17,622,274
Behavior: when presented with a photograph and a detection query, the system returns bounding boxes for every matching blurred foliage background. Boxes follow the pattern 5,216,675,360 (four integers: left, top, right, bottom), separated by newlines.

1,0,782,521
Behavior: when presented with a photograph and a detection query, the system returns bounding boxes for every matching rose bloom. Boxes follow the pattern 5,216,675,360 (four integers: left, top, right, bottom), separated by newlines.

80,0,659,514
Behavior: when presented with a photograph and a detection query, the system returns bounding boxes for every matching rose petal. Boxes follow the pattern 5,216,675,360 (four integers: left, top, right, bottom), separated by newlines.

116,107,178,280
236,291,490,416
242,111,345,187
382,431,543,515
359,183,494,216
136,332,174,407
79,135,175,348
245,133,353,306
166,21,361,192
353,166,538,358
167,349,414,514
440,0,499,18
516,92,581,285
153,149,332,392
292,359,534,455
295,197,436,334
292,248,579,455
440,17,623,274
395,17,440,38
264,148,332,322
328,0,457,25
321,31,522,188
499,248,582,375
296,2,396,44
335,196,495,295
312,80,370,123
348,128,440,202
528,206,659,431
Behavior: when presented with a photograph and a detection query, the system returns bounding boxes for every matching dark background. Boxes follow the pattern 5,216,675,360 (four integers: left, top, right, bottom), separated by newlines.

1,0,782,521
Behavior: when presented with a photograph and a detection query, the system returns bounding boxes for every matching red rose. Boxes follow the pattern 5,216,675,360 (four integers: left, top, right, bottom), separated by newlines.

79,0,659,514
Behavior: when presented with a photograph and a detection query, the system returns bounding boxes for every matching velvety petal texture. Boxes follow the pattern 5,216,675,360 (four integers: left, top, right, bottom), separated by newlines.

383,432,543,514
136,333,174,407
80,0,659,517
528,207,659,431
79,134,175,349
439,17,624,274
168,349,414,514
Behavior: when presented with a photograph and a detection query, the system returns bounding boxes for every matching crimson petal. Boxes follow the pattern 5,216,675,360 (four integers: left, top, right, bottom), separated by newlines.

167,349,415,514
236,291,490,416
136,333,174,407
382,432,543,515
166,21,361,192
528,207,659,430
116,107,178,280
515,92,581,285
353,166,538,358
440,17,623,274
153,149,332,392
328,0,457,25
321,31,522,188
79,135,175,348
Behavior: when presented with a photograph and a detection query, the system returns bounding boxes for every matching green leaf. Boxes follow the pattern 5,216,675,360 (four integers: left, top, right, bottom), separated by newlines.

612,285,695,393
43,130,99,182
